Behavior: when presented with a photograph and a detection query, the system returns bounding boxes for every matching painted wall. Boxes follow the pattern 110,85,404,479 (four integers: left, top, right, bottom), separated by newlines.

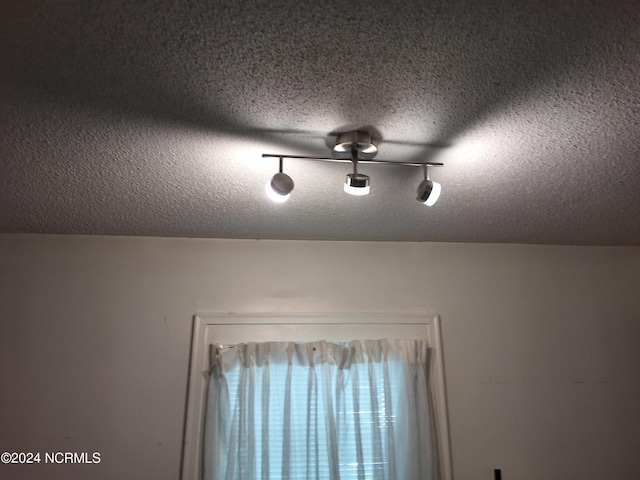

1,234,639,480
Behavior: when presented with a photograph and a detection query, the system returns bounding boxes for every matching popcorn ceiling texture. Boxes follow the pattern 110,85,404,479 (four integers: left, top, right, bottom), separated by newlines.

1,0,639,244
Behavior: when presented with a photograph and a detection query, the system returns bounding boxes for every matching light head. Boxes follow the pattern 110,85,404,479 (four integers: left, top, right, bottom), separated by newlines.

266,172,294,202
344,173,371,196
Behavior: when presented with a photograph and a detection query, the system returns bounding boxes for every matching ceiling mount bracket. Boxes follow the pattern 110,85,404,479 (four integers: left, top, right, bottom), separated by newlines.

332,130,378,159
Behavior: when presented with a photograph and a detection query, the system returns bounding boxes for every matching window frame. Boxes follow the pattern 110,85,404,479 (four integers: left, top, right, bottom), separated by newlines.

181,313,452,480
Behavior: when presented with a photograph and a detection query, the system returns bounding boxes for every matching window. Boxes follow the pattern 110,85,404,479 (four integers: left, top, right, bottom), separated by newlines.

182,314,452,480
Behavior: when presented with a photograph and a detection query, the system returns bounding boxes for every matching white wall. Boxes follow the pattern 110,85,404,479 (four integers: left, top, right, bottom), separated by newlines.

1,234,639,480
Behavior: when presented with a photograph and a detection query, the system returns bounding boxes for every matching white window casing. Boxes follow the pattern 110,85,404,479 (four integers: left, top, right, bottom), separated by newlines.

181,313,452,480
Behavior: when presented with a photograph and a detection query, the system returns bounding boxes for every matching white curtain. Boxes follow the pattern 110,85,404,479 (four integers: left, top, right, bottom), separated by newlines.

203,339,436,480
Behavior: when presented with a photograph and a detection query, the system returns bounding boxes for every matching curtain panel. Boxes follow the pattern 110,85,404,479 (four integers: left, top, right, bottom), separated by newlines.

203,339,436,480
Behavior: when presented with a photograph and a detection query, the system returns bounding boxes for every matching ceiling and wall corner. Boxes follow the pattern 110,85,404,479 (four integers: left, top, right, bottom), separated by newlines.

1,0,640,245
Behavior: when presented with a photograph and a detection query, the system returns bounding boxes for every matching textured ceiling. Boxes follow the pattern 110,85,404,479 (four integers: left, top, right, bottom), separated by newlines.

2,0,639,244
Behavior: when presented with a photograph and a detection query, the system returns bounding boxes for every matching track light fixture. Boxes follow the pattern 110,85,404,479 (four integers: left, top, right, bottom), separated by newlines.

263,130,443,204
416,164,442,206
265,156,294,202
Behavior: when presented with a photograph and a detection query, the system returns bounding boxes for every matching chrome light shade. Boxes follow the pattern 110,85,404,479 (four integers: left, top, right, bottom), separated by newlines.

344,173,371,196
416,178,441,206
266,172,294,202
